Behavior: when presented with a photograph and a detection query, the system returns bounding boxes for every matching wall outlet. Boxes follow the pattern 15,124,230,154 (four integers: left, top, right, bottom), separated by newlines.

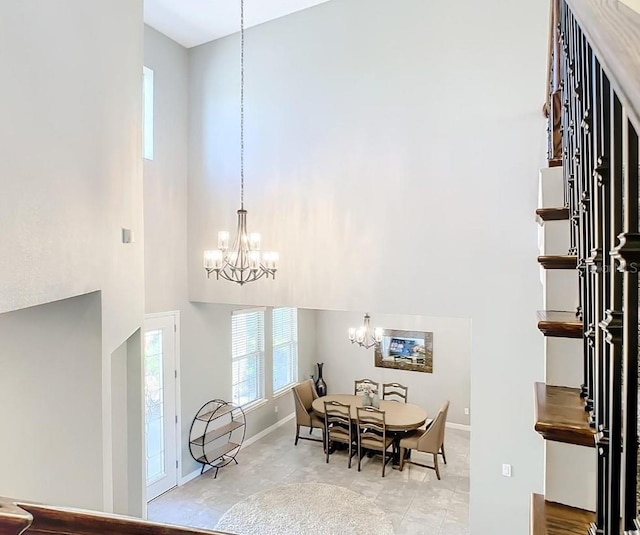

274,405,278,414
502,464,512,478
464,407,470,415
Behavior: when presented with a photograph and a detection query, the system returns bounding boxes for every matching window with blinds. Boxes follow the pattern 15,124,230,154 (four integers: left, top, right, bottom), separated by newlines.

273,307,298,393
232,309,265,406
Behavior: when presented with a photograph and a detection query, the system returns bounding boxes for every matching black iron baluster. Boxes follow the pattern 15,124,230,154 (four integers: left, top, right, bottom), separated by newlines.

582,38,595,418
591,54,609,535
603,91,624,535
612,115,639,531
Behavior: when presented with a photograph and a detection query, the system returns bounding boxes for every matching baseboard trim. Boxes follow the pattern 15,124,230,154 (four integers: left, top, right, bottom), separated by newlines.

180,466,205,486
179,412,295,486
241,412,296,450
447,422,470,432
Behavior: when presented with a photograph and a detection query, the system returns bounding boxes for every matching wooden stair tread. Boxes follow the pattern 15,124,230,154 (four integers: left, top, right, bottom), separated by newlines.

536,207,570,222
534,383,595,448
531,494,595,535
537,255,578,269
537,310,583,338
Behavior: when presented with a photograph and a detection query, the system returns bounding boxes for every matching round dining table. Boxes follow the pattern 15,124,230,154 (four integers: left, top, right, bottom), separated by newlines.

311,394,427,432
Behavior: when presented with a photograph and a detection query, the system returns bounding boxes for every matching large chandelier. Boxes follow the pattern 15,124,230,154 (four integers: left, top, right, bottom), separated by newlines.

203,0,278,285
348,313,383,349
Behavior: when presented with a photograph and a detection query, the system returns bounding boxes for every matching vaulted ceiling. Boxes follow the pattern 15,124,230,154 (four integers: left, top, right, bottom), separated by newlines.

144,0,333,48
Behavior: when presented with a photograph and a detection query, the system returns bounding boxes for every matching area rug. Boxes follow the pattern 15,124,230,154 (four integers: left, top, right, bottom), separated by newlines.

214,482,395,535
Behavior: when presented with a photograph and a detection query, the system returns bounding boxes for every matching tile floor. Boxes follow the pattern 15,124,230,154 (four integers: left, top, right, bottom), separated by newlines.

148,419,470,534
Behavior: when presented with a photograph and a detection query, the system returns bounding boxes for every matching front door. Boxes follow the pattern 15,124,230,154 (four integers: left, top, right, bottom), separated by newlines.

144,313,178,500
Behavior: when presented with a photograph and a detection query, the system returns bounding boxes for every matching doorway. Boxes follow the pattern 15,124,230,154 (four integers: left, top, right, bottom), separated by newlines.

144,312,180,500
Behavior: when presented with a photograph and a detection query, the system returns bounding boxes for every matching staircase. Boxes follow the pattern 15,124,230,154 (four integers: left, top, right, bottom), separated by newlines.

533,165,596,533
531,0,640,533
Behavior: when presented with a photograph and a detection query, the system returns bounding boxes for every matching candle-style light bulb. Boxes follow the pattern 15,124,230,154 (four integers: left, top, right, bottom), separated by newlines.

264,251,279,270
374,327,383,342
218,231,230,251
203,250,216,269
249,233,261,251
249,250,260,270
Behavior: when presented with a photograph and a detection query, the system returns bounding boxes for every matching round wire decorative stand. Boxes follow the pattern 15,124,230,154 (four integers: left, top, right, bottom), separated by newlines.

188,399,246,478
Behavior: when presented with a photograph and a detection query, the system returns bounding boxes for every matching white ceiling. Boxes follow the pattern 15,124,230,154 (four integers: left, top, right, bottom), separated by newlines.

144,0,333,48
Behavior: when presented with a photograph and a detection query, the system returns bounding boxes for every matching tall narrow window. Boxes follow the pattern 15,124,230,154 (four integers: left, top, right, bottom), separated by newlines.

273,307,298,393
143,66,154,160
232,309,265,406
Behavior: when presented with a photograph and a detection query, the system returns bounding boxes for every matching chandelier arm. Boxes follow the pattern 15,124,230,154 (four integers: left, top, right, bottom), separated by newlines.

217,267,264,285
350,339,377,350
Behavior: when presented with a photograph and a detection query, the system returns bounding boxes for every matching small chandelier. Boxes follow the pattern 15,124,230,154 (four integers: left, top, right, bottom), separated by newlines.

203,0,278,285
348,313,383,349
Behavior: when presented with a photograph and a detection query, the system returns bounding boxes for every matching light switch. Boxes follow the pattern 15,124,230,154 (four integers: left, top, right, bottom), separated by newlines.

122,228,134,244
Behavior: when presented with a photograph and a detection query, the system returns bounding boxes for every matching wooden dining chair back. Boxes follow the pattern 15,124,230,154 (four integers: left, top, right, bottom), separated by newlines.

399,400,450,479
324,401,356,468
382,382,408,403
292,380,324,446
355,406,395,477
354,378,380,396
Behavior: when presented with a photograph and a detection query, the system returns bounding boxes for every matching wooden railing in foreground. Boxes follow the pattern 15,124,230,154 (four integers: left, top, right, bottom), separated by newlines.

545,0,640,534
544,0,562,165
0,497,231,535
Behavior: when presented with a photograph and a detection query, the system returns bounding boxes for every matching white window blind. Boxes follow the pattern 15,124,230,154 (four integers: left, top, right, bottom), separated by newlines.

232,309,265,406
273,307,298,393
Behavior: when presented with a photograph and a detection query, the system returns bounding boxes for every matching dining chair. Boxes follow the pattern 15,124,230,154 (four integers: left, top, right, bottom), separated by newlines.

382,382,408,403
399,400,450,479
291,380,324,446
354,378,380,396
324,400,357,468
356,406,395,477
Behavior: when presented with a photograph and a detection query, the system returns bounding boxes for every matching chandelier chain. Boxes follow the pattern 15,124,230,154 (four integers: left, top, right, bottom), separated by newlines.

202,0,278,284
240,0,244,209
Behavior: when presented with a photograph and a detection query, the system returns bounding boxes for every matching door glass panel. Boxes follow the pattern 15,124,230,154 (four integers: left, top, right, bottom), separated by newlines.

145,329,165,486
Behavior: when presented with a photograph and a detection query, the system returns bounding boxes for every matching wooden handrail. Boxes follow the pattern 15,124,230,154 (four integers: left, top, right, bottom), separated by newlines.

564,0,640,130
0,497,231,535
0,498,31,535
544,0,561,117
544,0,562,163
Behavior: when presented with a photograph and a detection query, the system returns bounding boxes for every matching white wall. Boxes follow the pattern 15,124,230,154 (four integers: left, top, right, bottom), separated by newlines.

127,331,144,517
0,0,144,344
0,0,145,512
143,25,189,316
187,1,548,532
179,303,317,476
111,330,144,517
111,341,129,514
316,310,471,426
143,26,319,478
0,293,103,509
